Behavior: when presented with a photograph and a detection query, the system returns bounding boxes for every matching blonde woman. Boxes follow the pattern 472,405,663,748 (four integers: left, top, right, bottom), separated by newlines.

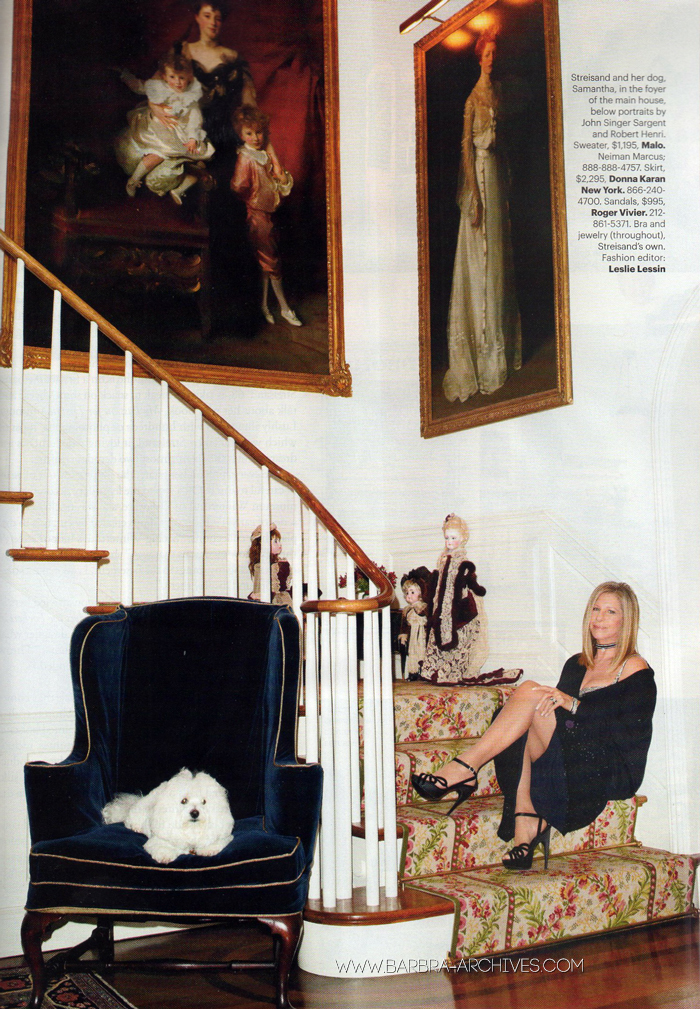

412,582,656,870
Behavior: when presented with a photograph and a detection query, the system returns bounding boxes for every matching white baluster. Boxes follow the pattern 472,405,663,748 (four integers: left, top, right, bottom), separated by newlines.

347,554,361,823
46,291,61,549
362,591,380,906
333,553,352,900
292,494,304,750
371,587,384,829
381,604,399,897
320,527,336,906
226,438,238,597
306,513,320,901
292,495,303,624
193,408,204,595
157,381,170,599
183,553,191,596
9,258,25,493
85,322,99,551
259,466,271,602
121,351,134,606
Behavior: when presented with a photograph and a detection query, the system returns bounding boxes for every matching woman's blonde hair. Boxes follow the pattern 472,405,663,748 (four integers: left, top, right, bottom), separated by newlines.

581,581,639,670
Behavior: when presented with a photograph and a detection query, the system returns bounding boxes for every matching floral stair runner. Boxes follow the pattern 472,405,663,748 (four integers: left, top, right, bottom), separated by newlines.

373,680,698,959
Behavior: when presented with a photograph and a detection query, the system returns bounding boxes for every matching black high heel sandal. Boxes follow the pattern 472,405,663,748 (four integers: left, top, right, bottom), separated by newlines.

411,757,479,815
502,812,551,870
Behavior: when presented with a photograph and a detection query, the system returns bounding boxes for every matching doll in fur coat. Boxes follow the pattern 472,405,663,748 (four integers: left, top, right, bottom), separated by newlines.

421,513,490,684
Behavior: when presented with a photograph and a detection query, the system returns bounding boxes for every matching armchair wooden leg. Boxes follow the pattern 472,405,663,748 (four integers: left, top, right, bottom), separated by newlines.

21,911,64,1009
259,914,302,1009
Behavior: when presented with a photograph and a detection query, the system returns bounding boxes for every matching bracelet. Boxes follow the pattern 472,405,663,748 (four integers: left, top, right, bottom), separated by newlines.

569,697,579,715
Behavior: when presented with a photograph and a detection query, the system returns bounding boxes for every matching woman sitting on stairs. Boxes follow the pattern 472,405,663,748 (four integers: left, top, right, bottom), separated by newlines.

412,582,656,870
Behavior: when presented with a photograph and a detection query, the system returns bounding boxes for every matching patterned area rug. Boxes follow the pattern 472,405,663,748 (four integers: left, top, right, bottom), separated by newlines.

0,965,138,1009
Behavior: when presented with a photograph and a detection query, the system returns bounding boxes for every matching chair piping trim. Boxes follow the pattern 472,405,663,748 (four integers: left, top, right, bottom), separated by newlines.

28,906,304,919
31,837,301,871
31,864,306,891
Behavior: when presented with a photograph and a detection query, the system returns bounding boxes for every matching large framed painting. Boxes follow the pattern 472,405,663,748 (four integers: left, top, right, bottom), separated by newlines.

2,0,350,395
415,0,571,436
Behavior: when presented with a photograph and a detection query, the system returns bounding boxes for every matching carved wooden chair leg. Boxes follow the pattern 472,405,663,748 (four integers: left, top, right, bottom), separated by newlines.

21,911,64,1009
94,917,115,963
259,914,302,1009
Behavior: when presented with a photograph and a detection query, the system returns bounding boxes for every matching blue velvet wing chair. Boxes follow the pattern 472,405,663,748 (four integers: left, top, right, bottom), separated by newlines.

21,598,322,1009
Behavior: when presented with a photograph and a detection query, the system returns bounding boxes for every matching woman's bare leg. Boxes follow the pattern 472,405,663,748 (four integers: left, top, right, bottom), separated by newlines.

510,727,556,844
417,680,558,841
434,681,556,786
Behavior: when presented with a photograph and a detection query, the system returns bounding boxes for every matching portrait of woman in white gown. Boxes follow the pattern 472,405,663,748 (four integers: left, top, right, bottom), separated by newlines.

443,31,523,404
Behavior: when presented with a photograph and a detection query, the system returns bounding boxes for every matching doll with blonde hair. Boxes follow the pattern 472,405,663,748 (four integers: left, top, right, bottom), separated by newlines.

421,513,491,684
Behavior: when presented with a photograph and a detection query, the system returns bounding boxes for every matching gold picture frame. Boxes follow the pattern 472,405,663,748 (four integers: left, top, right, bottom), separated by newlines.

415,0,570,436
2,0,350,396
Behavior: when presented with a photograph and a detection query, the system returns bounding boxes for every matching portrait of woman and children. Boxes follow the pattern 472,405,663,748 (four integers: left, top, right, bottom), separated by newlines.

22,0,331,373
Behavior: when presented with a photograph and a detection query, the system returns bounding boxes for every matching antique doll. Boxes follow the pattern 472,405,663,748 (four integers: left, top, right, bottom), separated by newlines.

398,567,431,681
115,50,214,203
248,523,292,605
230,105,302,327
421,513,490,684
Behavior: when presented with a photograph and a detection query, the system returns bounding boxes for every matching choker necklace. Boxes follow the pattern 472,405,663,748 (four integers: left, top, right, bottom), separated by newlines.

595,642,617,650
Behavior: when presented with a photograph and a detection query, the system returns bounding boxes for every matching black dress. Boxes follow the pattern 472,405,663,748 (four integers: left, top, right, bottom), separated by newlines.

190,57,253,154
494,655,656,840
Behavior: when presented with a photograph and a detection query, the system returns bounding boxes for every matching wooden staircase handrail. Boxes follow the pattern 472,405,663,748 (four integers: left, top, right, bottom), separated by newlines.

0,229,393,613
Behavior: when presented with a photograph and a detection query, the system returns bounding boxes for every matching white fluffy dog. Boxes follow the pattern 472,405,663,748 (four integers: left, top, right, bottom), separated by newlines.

103,768,234,864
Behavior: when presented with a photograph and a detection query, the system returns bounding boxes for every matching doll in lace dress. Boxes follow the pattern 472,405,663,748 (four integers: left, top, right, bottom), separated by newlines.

398,568,431,681
248,524,292,605
421,514,489,684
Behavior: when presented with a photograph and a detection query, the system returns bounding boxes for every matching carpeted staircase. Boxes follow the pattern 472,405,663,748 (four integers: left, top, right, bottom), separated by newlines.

383,680,697,960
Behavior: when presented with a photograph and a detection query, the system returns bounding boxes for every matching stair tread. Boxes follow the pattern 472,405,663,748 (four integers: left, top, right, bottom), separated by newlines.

394,738,499,804
362,676,520,745
406,845,697,959
398,796,641,880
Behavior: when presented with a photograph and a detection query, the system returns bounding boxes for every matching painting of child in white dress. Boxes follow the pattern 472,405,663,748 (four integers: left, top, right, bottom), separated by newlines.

416,0,571,437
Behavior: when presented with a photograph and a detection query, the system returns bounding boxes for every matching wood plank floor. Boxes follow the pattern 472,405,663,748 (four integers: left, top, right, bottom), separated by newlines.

3,915,698,1008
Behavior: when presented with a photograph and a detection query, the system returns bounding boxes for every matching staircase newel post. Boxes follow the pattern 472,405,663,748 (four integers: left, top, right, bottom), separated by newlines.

319,527,336,907
371,588,384,828
362,583,380,906
347,552,361,825
333,550,352,900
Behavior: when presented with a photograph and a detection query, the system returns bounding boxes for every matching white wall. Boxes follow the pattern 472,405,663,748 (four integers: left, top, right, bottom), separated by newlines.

1,0,699,955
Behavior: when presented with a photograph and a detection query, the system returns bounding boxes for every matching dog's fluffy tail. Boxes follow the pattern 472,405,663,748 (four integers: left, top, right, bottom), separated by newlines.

103,793,141,825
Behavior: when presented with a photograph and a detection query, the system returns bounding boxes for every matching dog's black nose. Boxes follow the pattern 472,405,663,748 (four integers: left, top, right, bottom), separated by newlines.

190,809,200,820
